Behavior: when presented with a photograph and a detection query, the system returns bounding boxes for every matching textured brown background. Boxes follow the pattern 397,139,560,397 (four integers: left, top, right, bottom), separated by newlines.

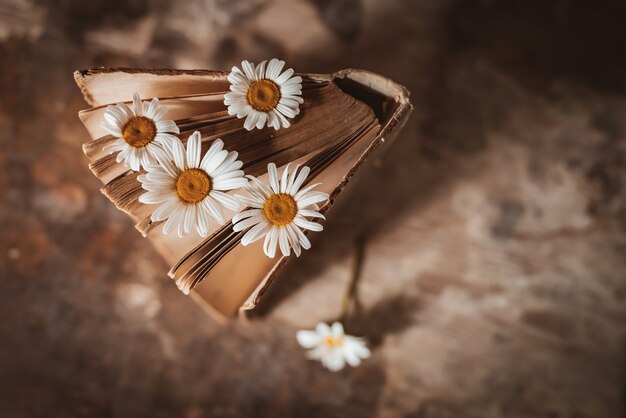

1,0,626,417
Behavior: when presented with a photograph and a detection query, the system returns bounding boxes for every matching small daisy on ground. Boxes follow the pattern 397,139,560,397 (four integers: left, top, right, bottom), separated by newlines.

101,92,180,171
224,59,303,131
296,322,371,372
138,131,247,237
232,163,328,258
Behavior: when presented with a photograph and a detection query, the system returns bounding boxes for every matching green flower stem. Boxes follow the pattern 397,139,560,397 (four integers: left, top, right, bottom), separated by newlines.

339,234,367,323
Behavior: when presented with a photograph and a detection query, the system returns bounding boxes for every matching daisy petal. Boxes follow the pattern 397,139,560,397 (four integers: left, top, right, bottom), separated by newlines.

276,68,295,85
296,330,322,348
294,217,323,232
183,205,194,234
170,138,187,169
291,224,311,250
213,177,248,191
186,131,202,168
241,221,271,246
139,191,171,204
255,112,267,129
324,351,346,372
266,58,285,80
233,215,262,232
331,322,344,338
289,166,310,194
162,208,182,235
211,190,241,211
263,227,279,258
296,191,329,208
241,60,256,80
285,224,302,257
133,92,143,116
155,120,179,134
243,112,259,131
299,209,325,219
255,60,267,80
202,197,225,224
278,228,291,257
200,139,224,173
233,209,262,223
151,199,180,221
316,323,332,336
235,194,265,209
145,97,159,119
280,163,291,193
268,163,280,194
196,206,211,237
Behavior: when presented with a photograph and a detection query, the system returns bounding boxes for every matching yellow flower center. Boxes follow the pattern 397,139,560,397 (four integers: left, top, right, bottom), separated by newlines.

122,116,157,148
263,193,297,226
247,79,281,111
175,169,212,204
323,336,345,348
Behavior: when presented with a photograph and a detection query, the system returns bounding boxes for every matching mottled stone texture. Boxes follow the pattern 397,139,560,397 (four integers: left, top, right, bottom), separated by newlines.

1,0,625,417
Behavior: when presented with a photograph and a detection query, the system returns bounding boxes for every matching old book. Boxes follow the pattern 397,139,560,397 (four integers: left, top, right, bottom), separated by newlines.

74,66,412,321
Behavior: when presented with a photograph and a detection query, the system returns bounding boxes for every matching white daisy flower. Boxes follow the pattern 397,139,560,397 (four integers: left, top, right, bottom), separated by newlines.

137,131,247,237
232,163,328,258
101,92,180,172
224,59,304,131
296,322,371,372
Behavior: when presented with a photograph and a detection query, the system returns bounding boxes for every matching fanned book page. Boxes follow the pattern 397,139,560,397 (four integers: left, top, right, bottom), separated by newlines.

74,67,412,320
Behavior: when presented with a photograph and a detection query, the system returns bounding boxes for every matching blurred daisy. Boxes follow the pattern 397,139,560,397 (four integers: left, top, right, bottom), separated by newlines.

296,322,370,372
101,92,180,171
233,163,328,258
224,59,303,131
138,131,247,237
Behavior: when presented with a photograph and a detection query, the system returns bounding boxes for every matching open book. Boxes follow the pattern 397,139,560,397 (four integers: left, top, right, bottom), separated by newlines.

74,67,412,321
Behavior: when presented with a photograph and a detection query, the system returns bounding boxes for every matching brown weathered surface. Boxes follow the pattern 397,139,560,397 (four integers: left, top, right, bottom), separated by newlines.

1,0,625,417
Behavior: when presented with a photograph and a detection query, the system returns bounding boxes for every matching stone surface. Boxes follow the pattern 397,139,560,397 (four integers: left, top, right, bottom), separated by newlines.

1,0,625,417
